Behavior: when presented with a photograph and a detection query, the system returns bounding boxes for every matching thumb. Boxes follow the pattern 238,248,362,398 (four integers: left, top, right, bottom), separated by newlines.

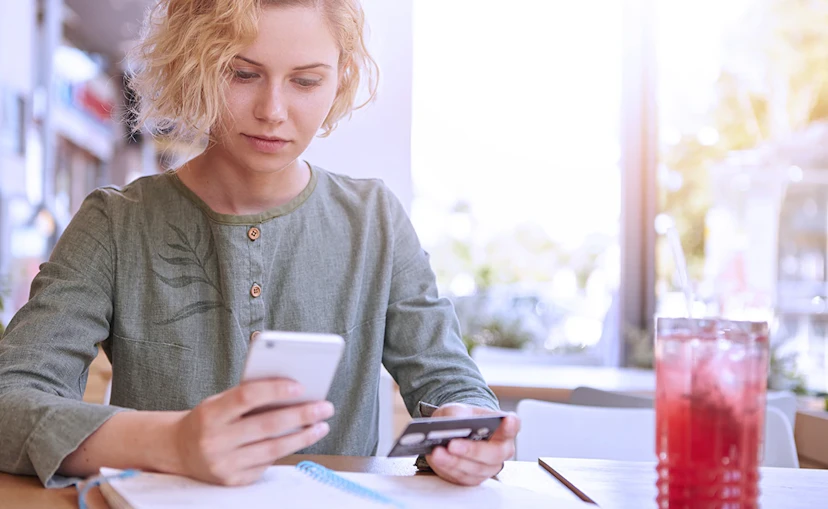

492,414,520,441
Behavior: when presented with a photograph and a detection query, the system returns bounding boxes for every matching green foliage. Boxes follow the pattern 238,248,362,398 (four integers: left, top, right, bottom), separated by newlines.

462,316,533,355
768,337,808,394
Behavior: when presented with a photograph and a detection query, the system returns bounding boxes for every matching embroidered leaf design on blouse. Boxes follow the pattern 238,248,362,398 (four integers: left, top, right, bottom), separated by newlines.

167,223,190,247
205,231,215,263
153,222,225,325
152,272,211,288
155,300,225,326
158,255,201,267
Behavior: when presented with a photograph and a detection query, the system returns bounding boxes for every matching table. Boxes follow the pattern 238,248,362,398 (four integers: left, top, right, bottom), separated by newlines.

0,455,581,508
478,364,655,399
539,457,828,508
477,363,656,411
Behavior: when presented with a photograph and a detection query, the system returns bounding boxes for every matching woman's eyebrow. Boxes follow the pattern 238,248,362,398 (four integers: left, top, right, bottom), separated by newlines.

293,63,332,71
234,55,332,72
235,55,263,66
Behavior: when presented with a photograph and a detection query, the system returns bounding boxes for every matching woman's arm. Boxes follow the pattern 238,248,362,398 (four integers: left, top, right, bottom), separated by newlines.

60,380,333,486
379,188,499,416
377,187,516,487
0,190,333,487
0,190,125,487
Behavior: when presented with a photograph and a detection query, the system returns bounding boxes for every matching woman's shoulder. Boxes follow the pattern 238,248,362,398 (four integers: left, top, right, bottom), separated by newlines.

312,165,404,215
314,165,387,195
85,171,182,213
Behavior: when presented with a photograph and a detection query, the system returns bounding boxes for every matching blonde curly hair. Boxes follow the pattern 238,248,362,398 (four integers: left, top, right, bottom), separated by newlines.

129,0,379,143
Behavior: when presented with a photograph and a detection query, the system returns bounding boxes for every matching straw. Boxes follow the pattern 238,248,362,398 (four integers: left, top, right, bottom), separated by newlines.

666,225,694,318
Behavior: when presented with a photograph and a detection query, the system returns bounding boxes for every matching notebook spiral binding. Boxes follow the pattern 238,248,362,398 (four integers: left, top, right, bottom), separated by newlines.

77,468,141,509
296,461,406,508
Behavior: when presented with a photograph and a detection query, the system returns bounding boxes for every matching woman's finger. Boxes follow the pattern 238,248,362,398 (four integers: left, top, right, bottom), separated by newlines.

225,421,331,470
427,446,494,486
446,436,515,466
208,380,304,424
225,401,334,447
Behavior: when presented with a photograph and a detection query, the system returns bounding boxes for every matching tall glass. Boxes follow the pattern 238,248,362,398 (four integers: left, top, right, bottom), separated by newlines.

655,318,769,508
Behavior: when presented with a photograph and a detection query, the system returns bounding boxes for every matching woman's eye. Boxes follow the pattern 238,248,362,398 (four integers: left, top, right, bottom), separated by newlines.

233,70,258,81
294,78,322,88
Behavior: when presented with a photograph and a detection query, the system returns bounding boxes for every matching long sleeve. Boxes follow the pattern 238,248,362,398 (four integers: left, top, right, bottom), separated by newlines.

0,190,128,487
380,190,498,417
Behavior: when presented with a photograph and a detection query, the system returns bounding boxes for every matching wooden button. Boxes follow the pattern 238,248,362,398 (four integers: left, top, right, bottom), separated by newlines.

250,283,262,298
250,331,261,342
248,227,261,241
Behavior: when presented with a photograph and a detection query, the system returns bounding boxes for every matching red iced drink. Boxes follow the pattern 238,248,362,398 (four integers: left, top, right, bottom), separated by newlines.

655,318,769,509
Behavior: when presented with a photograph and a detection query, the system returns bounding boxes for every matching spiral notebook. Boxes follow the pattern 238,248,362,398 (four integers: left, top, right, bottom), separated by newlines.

95,461,588,509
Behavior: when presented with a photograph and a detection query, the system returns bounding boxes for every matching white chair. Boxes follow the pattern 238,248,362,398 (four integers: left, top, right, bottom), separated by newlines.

763,406,799,468
516,398,800,468
568,387,798,426
515,399,657,462
766,391,797,430
569,386,653,408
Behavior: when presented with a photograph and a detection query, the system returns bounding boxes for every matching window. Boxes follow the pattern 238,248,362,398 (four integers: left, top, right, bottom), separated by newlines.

411,1,623,364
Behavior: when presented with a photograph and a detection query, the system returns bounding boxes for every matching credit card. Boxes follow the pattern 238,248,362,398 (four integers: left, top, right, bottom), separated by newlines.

387,414,505,457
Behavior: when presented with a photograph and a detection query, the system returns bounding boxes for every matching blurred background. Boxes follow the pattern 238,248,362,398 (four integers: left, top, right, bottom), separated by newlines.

2,0,828,395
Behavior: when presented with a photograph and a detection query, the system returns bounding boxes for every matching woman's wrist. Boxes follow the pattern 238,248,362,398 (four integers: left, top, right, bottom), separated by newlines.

60,410,186,479
143,411,187,475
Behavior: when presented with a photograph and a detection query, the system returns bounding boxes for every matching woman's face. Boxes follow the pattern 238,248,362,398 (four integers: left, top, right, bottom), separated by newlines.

214,5,340,173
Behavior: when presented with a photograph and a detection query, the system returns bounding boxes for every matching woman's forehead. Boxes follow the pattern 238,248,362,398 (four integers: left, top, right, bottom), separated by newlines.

242,5,339,67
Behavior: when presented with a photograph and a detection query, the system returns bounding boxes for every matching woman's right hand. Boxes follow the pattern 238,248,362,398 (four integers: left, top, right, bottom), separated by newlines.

170,379,334,485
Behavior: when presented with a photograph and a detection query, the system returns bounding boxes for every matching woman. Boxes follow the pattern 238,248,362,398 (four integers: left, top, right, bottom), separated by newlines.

0,0,519,489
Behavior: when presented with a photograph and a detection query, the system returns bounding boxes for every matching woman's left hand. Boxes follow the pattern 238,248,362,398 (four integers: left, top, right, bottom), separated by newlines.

425,403,521,486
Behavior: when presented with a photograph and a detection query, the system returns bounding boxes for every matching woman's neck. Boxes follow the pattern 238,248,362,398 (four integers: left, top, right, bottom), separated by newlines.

176,146,311,216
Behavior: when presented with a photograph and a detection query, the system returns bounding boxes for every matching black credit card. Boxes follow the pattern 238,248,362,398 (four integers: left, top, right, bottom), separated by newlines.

387,414,505,457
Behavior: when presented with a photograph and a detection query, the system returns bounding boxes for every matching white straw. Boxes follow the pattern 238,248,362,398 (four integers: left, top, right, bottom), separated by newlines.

666,225,694,318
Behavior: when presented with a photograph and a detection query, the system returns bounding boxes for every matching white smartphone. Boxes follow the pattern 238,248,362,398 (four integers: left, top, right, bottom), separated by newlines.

241,331,345,411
